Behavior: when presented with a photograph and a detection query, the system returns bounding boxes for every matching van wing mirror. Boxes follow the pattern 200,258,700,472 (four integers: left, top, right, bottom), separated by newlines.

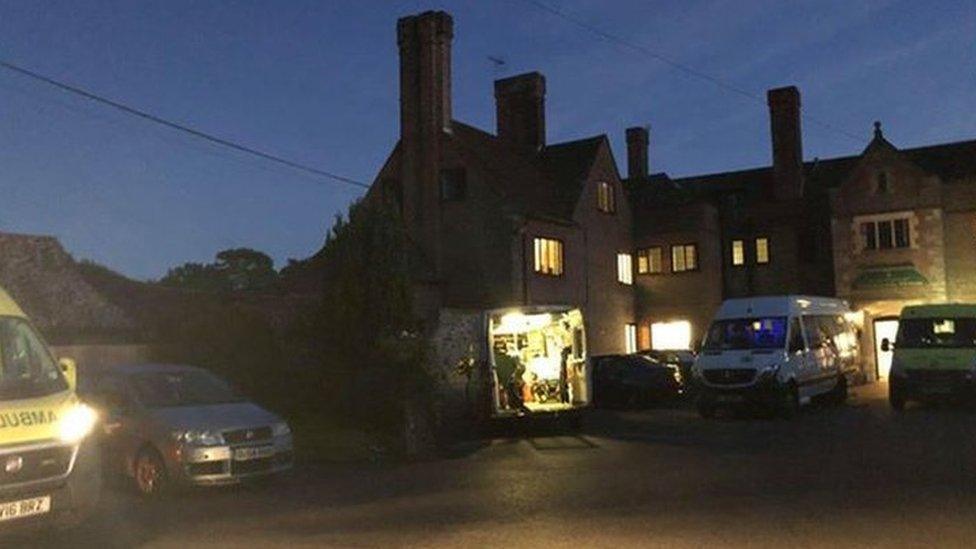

59,357,78,390
880,338,892,352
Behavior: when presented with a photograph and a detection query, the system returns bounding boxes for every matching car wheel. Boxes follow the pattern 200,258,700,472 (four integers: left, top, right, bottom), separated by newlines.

780,383,800,419
133,447,169,498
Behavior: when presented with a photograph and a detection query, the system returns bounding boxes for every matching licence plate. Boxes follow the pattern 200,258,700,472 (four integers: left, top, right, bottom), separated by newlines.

233,446,275,461
715,394,745,403
922,386,953,395
0,496,51,522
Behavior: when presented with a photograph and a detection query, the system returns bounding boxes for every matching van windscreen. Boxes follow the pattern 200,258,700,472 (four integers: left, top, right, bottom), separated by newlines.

703,317,788,351
897,318,976,349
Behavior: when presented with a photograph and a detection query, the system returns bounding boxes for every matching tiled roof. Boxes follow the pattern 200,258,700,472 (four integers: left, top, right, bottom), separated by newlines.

450,121,605,221
0,233,134,342
626,138,976,206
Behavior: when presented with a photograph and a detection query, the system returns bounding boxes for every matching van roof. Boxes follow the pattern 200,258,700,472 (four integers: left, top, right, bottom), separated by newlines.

714,295,849,319
0,286,26,318
901,303,976,318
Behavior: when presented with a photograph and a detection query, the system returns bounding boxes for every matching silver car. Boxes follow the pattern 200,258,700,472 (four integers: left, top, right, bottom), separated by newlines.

80,363,293,496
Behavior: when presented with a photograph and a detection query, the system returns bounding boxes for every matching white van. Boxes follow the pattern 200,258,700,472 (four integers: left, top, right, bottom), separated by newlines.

693,296,860,418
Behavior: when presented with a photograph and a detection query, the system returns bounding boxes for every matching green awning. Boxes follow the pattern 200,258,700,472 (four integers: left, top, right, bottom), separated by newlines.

852,264,927,289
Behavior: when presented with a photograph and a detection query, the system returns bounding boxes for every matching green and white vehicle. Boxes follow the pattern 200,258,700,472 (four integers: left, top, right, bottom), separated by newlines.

886,304,976,410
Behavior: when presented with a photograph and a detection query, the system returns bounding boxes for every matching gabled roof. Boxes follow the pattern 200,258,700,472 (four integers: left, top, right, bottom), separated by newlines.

626,137,976,208
449,121,608,221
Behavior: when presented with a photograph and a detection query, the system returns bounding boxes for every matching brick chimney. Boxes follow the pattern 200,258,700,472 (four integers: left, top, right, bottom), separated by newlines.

397,11,453,275
494,72,546,152
767,86,804,201
625,126,649,179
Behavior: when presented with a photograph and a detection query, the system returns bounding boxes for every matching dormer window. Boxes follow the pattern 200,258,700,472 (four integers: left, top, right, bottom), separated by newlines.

597,182,615,213
876,171,889,194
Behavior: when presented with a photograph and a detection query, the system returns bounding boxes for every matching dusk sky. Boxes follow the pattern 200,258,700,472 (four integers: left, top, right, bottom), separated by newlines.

0,0,971,280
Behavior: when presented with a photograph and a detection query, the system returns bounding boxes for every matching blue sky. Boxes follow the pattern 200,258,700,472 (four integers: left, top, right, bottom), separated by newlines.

0,0,971,279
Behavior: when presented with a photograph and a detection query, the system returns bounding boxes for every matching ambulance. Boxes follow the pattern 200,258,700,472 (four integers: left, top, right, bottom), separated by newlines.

0,286,101,531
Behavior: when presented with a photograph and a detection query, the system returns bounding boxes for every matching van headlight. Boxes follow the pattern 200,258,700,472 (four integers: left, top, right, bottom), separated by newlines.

173,429,225,446
272,422,291,437
58,404,98,443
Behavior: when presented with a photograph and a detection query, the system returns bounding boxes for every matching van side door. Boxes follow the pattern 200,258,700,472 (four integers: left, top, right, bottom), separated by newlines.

800,316,827,395
786,317,807,383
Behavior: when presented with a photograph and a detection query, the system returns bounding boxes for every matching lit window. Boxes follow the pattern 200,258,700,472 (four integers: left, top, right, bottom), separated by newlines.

637,247,663,275
756,237,770,264
671,244,697,272
617,253,633,285
533,237,564,276
731,240,745,266
625,324,638,353
597,182,615,213
651,321,692,350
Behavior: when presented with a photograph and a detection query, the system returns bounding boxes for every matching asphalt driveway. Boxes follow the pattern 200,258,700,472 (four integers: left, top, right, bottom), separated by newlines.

17,381,976,548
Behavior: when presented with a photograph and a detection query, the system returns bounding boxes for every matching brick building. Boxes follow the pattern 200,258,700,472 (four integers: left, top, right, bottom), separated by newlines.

366,11,634,355
830,124,976,380
367,10,976,371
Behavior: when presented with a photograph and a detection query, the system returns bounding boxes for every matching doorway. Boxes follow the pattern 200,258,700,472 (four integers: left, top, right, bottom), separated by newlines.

873,318,899,380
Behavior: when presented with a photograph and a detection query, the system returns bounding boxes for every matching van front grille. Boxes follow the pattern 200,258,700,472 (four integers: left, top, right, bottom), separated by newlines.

0,445,73,486
703,368,756,385
223,427,272,444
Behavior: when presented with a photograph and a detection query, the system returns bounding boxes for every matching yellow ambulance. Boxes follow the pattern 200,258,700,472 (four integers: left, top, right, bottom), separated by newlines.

0,286,101,530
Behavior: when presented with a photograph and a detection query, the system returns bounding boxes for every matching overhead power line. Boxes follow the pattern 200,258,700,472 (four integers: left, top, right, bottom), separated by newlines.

0,59,371,190
520,0,864,144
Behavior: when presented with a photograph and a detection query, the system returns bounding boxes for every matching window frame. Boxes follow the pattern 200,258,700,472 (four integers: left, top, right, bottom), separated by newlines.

596,181,616,214
670,243,699,273
625,323,638,354
755,237,770,265
855,213,912,252
636,247,663,275
532,237,565,277
616,252,634,285
731,239,745,267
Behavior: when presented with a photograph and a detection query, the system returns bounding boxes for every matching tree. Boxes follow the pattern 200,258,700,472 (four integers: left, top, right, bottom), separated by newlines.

160,248,277,292
215,248,277,291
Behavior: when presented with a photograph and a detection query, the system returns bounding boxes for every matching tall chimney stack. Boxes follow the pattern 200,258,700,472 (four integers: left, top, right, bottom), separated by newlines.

625,126,649,179
494,72,546,152
397,11,453,275
767,86,804,201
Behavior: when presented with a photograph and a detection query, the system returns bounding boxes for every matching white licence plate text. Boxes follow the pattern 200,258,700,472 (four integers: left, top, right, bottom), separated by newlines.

233,446,275,461
0,496,51,522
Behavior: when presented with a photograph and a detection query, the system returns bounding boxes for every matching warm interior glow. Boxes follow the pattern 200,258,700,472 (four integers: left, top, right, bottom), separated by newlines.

496,312,554,334
651,321,692,350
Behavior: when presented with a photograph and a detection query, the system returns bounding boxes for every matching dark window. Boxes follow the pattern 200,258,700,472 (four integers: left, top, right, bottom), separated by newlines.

861,222,877,250
788,318,805,353
878,220,893,249
440,168,467,201
894,219,910,248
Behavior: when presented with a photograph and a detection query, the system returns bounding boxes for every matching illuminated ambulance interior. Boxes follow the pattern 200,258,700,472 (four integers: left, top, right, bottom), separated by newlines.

489,309,588,414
